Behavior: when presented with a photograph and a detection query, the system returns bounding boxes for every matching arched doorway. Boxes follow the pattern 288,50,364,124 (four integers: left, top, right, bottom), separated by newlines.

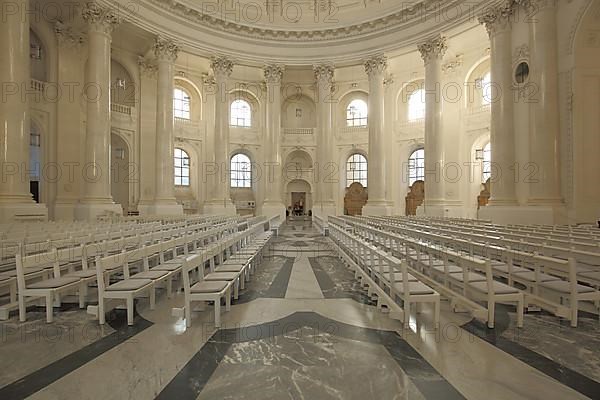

110,133,129,215
286,179,312,217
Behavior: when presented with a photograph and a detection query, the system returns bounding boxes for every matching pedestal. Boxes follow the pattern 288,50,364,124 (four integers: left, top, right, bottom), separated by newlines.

0,203,48,222
363,201,393,216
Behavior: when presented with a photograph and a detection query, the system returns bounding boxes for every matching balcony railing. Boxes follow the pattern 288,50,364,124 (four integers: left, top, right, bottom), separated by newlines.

340,125,368,134
111,103,132,115
30,79,46,92
284,128,314,135
470,103,491,115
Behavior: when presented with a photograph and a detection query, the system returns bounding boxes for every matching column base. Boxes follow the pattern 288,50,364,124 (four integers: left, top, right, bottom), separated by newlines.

75,202,123,221
479,204,568,225
138,203,184,216
261,202,286,222
363,201,393,216
203,201,237,216
0,202,48,223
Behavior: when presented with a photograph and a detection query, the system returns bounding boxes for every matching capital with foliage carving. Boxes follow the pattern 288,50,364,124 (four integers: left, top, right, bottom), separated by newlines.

364,55,387,77
210,56,234,79
81,2,119,35
263,65,285,84
417,35,448,64
479,4,513,36
153,37,179,62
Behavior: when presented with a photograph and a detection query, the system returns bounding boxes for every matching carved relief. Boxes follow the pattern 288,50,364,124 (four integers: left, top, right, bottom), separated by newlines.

82,2,119,34
153,37,179,62
210,56,234,78
263,65,285,84
364,54,387,77
417,35,447,63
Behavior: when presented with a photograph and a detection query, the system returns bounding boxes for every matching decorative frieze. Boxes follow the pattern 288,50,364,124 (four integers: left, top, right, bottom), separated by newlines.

81,2,119,34
364,54,387,77
417,35,447,64
263,64,285,84
442,54,464,74
153,37,179,62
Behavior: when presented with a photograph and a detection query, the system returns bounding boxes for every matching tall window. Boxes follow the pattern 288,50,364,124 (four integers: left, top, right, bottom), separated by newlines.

173,88,191,120
231,153,252,188
482,143,491,182
346,153,368,187
481,72,492,106
174,148,190,186
408,148,425,186
230,99,252,127
408,89,425,121
346,99,368,127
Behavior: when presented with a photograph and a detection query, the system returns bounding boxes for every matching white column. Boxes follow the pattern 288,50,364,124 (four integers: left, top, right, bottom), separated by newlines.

480,4,518,205
149,37,182,215
261,65,286,220
362,55,392,216
418,35,447,216
0,0,47,221
76,3,122,220
526,0,562,205
204,56,236,215
313,64,337,218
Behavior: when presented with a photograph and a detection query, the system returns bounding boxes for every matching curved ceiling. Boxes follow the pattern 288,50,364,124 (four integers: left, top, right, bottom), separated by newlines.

102,0,492,64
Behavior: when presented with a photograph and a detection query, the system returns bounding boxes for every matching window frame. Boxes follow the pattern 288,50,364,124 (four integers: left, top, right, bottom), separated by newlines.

408,148,425,186
174,148,190,187
230,153,252,188
173,88,191,120
346,153,368,187
346,99,368,127
408,89,426,122
230,99,252,128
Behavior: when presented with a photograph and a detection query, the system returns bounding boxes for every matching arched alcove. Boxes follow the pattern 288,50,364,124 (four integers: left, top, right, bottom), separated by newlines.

29,29,47,82
281,94,316,128
111,60,136,107
111,133,129,215
286,179,312,216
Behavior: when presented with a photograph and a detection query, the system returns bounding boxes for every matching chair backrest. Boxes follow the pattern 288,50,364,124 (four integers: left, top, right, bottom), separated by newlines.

144,242,163,269
55,244,85,271
182,254,204,294
15,246,58,290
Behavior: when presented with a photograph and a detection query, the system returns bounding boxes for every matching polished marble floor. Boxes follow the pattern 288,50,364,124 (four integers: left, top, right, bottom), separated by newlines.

0,220,599,399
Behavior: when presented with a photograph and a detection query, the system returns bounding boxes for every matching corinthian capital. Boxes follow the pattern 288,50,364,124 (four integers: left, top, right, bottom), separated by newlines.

479,4,513,36
364,54,387,77
263,65,285,84
512,0,556,14
82,2,119,34
313,64,334,83
153,37,179,62
417,35,448,64
210,56,234,79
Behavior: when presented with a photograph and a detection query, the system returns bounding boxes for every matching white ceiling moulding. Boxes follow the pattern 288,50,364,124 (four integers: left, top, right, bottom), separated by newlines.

99,0,493,65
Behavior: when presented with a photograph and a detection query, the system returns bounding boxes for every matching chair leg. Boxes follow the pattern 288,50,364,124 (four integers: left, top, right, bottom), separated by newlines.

225,288,231,311
167,277,173,299
185,301,192,328
516,298,524,328
126,296,134,326
571,298,578,328
234,280,239,300
434,299,441,329
214,297,221,328
10,281,17,304
46,293,54,323
79,283,86,309
18,293,26,322
99,298,106,325
487,301,495,329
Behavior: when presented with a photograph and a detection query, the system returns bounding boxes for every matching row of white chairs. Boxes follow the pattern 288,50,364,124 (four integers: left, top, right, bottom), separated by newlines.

355,216,600,327
12,221,238,323
328,217,441,328
334,216,525,329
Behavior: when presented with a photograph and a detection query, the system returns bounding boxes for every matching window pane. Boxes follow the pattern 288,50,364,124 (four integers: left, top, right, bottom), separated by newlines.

231,100,252,127
346,99,368,127
408,89,425,121
173,88,191,120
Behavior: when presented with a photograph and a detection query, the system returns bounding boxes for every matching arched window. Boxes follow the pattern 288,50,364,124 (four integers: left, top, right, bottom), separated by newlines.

174,148,190,186
173,88,191,120
482,143,491,182
346,153,368,187
408,89,425,121
481,72,492,106
230,99,252,127
231,153,252,188
346,99,368,127
408,148,425,186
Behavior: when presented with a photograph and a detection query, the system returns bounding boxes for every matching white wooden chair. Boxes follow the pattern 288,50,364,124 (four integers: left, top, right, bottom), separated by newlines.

182,254,232,327
95,251,154,326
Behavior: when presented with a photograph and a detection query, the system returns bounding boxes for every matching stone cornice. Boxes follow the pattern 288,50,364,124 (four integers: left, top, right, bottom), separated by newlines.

82,2,119,34
141,0,465,42
364,55,388,77
153,36,179,62
263,65,285,84
417,35,448,64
